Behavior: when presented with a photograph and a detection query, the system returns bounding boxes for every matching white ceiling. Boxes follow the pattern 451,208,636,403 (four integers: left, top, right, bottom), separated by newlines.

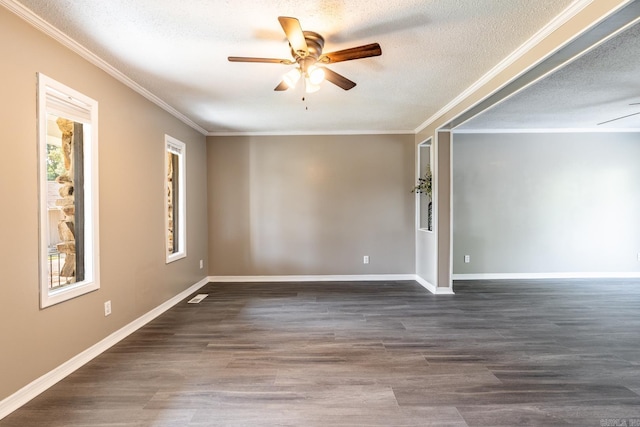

12,0,578,135
458,17,640,131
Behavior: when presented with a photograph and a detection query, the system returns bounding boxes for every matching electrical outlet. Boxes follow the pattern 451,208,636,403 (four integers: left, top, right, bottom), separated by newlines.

104,300,111,317
363,255,369,264
199,259,203,269
464,255,471,263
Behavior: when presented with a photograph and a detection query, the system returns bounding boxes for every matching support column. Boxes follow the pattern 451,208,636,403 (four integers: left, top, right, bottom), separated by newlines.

437,130,452,290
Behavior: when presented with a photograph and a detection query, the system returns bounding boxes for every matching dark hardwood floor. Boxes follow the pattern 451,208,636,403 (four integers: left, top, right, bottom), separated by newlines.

2,279,640,426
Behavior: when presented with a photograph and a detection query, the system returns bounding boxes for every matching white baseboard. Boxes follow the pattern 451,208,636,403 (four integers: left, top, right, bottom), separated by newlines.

453,272,640,281
0,277,209,421
208,274,417,283
209,274,456,295
414,275,455,295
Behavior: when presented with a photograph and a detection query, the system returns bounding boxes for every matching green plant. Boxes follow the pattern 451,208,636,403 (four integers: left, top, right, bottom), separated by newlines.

46,144,66,181
412,165,432,197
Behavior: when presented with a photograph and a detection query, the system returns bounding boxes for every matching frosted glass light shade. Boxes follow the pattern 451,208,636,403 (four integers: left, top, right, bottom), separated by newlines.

305,77,321,93
283,68,301,89
308,66,325,85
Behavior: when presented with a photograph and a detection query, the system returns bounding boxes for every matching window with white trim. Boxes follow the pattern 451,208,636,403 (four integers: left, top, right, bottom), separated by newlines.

165,135,186,263
37,73,100,308
418,140,433,231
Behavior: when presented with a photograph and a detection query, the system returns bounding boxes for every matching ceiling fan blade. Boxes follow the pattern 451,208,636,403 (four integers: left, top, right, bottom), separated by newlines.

278,16,308,57
323,67,356,90
597,111,640,126
228,56,293,64
320,43,382,64
630,102,640,105
274,81,289,91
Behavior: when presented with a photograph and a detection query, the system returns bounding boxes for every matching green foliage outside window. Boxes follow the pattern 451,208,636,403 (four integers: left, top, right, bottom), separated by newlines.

46,144,66,181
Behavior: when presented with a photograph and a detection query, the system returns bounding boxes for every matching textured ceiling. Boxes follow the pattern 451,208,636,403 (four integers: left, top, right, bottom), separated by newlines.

459,19,640,131
12,0,576,134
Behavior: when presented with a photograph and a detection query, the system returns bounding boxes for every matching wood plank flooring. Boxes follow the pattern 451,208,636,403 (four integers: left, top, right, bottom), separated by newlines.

2,279,640,426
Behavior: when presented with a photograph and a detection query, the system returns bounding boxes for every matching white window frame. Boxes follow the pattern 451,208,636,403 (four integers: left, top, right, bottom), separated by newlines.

417,139,433,232
165,135,187,263
37,73,100,308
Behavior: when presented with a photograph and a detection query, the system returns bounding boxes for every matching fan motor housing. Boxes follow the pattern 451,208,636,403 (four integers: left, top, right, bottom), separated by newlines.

292,31,325,61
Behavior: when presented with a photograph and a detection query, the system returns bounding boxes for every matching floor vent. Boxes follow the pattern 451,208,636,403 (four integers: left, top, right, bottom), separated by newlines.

187,294,208,304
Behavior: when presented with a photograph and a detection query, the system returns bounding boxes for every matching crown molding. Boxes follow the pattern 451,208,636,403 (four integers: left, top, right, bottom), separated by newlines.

413,0,611,134
207,129,415,137
1,0,208,136
453,127,640,134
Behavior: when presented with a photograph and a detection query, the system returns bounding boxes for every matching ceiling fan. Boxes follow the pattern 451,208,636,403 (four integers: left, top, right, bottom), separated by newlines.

228,16,382,93
597,102,640,125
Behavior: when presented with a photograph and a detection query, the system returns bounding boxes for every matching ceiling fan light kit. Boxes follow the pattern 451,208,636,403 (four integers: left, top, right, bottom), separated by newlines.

282,65,325,93
228,16,382,94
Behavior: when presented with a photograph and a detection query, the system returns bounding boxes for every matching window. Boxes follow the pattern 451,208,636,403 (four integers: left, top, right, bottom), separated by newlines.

165,135,186,263
37,73,99,308
417,140,433,231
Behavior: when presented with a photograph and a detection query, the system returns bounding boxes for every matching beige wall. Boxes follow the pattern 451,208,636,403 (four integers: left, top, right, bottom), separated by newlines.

453,132,640,275
0,7,208,400
207,135,415,276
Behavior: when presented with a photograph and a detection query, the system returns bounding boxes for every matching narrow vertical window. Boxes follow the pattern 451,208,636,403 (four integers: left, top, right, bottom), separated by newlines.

38,74,99,308
165,135,186,263
417,140,433,231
